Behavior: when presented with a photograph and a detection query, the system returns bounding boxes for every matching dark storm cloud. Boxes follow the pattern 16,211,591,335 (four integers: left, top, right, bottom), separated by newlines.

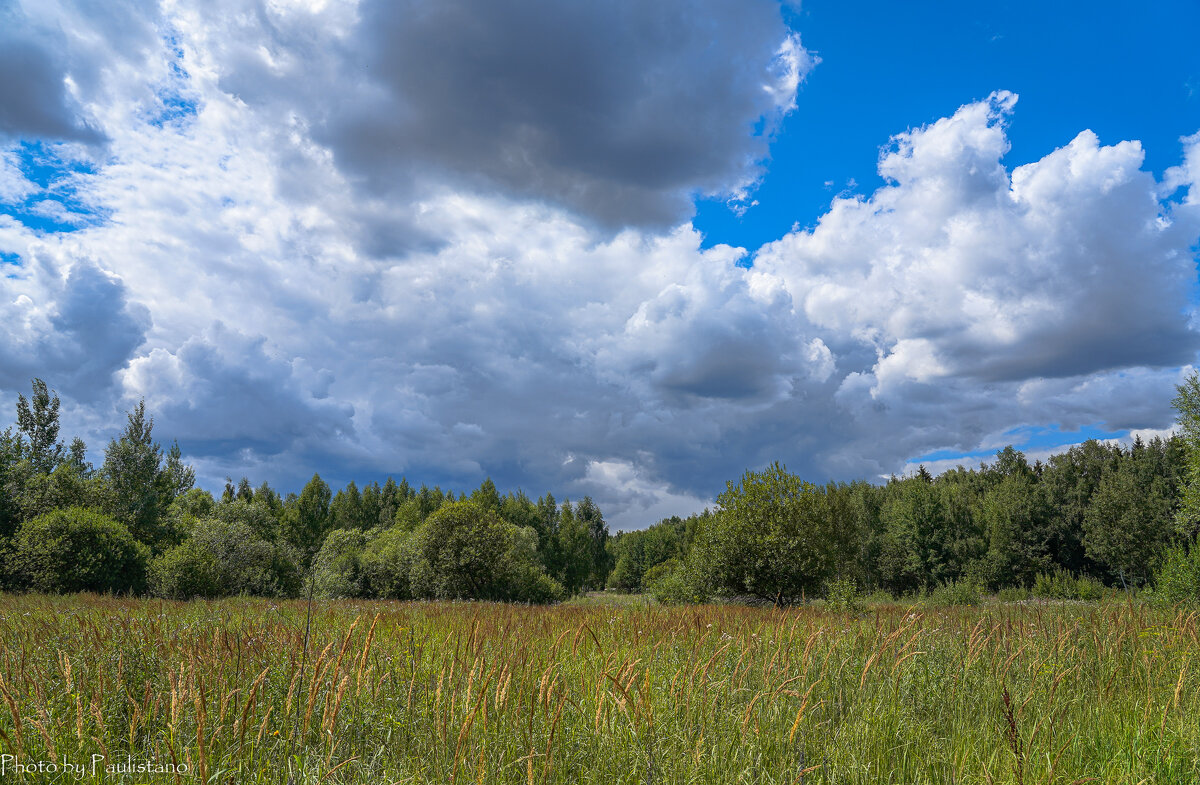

0,256,149,398
124,325,356,459
212,0,806,230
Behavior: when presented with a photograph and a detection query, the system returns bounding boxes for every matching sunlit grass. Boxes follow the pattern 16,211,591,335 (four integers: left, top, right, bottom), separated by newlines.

0,593,1195,783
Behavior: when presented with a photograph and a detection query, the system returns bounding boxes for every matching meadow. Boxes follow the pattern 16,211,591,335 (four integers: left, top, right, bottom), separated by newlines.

0,593,1196,784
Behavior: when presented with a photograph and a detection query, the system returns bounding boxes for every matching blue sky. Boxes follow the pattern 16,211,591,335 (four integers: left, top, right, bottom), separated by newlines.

1,0,1198,529
697,0,1200,251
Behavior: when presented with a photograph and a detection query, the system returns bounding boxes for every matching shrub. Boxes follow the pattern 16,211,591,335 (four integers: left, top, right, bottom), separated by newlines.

644,558,708,605
646,572,700,605
607,554,638,591
508,563,565,604
824,576,865,613
150,516,302,599
926,578,981,606
361,527,417,600
313,529,370,599
1032,569,1107,602
409,501,563,603
1153,543,1200,604
642,558,679,589
149,540,223,599
13,507,149,594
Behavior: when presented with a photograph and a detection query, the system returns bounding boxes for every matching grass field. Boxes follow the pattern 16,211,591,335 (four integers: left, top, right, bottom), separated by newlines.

0,593,1195,784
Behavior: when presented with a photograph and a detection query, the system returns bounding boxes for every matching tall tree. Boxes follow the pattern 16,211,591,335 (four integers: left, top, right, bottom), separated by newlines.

102,400,190,550
285,473,333,561
1173,371,1200,539
574,496,611,589
16,378,64,474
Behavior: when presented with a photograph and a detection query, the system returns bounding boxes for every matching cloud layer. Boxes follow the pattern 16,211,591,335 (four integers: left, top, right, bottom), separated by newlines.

0,2,1197,528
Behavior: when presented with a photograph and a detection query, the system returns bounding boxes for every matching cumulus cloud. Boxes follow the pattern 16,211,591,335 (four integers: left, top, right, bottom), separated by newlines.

0,3,1197,530
120,323,354,457
0,249,148,398
756,92,1200,387
200,0,812,230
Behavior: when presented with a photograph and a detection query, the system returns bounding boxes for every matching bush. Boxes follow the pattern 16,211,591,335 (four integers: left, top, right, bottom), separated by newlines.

642,558,679,588
644,558,708,605
1032,569,1107,602
997,586,1031,603
409,501,563,603
925,578,981,606
361,527,417,600
313,529,371,599
824,576,864,613
648,571,706,605
508,563,565,604
1153,543,1200,604
149,540,223,599
150,516,302,599
13,507,149,594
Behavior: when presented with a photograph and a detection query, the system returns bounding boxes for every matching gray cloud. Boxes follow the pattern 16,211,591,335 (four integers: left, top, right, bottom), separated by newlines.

120,324,355,459
0,253,149,398
2,5,1198,531
210,0,811,231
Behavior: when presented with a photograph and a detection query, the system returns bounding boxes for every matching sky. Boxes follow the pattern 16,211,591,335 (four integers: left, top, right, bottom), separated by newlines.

1,0,1198,530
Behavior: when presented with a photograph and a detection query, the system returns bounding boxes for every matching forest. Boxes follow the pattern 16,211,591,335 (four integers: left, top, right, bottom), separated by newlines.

2,374,1199,606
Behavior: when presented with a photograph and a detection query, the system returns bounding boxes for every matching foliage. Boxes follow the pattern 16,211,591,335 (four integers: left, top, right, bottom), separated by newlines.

15,378,64,474
101,401,193,551
824,575,865,613
361,526,418,600
1083,466,1173,586
284,473,333,563
151,516,302,599
924,577,982,606
148,539,224,599
11,507,148,594
697,462,836,605
313,529,372,599
1152,542,1200,605
410,500,564,602
1031,569,1107,602
1174,371,1200,538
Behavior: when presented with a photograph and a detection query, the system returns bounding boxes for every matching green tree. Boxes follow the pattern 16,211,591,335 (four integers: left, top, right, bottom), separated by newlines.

575,496,611,589
151,515,301,599
101,401,192,550
331,480,366,530
974,472,1052,588
284,473,333,562
471,477,501,512
552,501,593,595
313,529,372,598
1174,371,1200,539
13,507,149,594
697,462,836,605
1083,465,1173,587
15,378,64,474
410,500,560,601
877,476,956,595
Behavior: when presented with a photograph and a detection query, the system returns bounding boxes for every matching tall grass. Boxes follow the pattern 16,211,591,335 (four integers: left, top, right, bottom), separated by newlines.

0,593,1195,783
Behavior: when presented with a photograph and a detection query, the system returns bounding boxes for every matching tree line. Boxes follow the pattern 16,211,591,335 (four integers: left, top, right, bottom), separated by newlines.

0,379,611,602
3,374,1200,605
612,373,1200,605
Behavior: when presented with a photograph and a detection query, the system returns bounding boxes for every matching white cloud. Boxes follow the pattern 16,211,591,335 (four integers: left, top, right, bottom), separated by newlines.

0,7,1196,530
